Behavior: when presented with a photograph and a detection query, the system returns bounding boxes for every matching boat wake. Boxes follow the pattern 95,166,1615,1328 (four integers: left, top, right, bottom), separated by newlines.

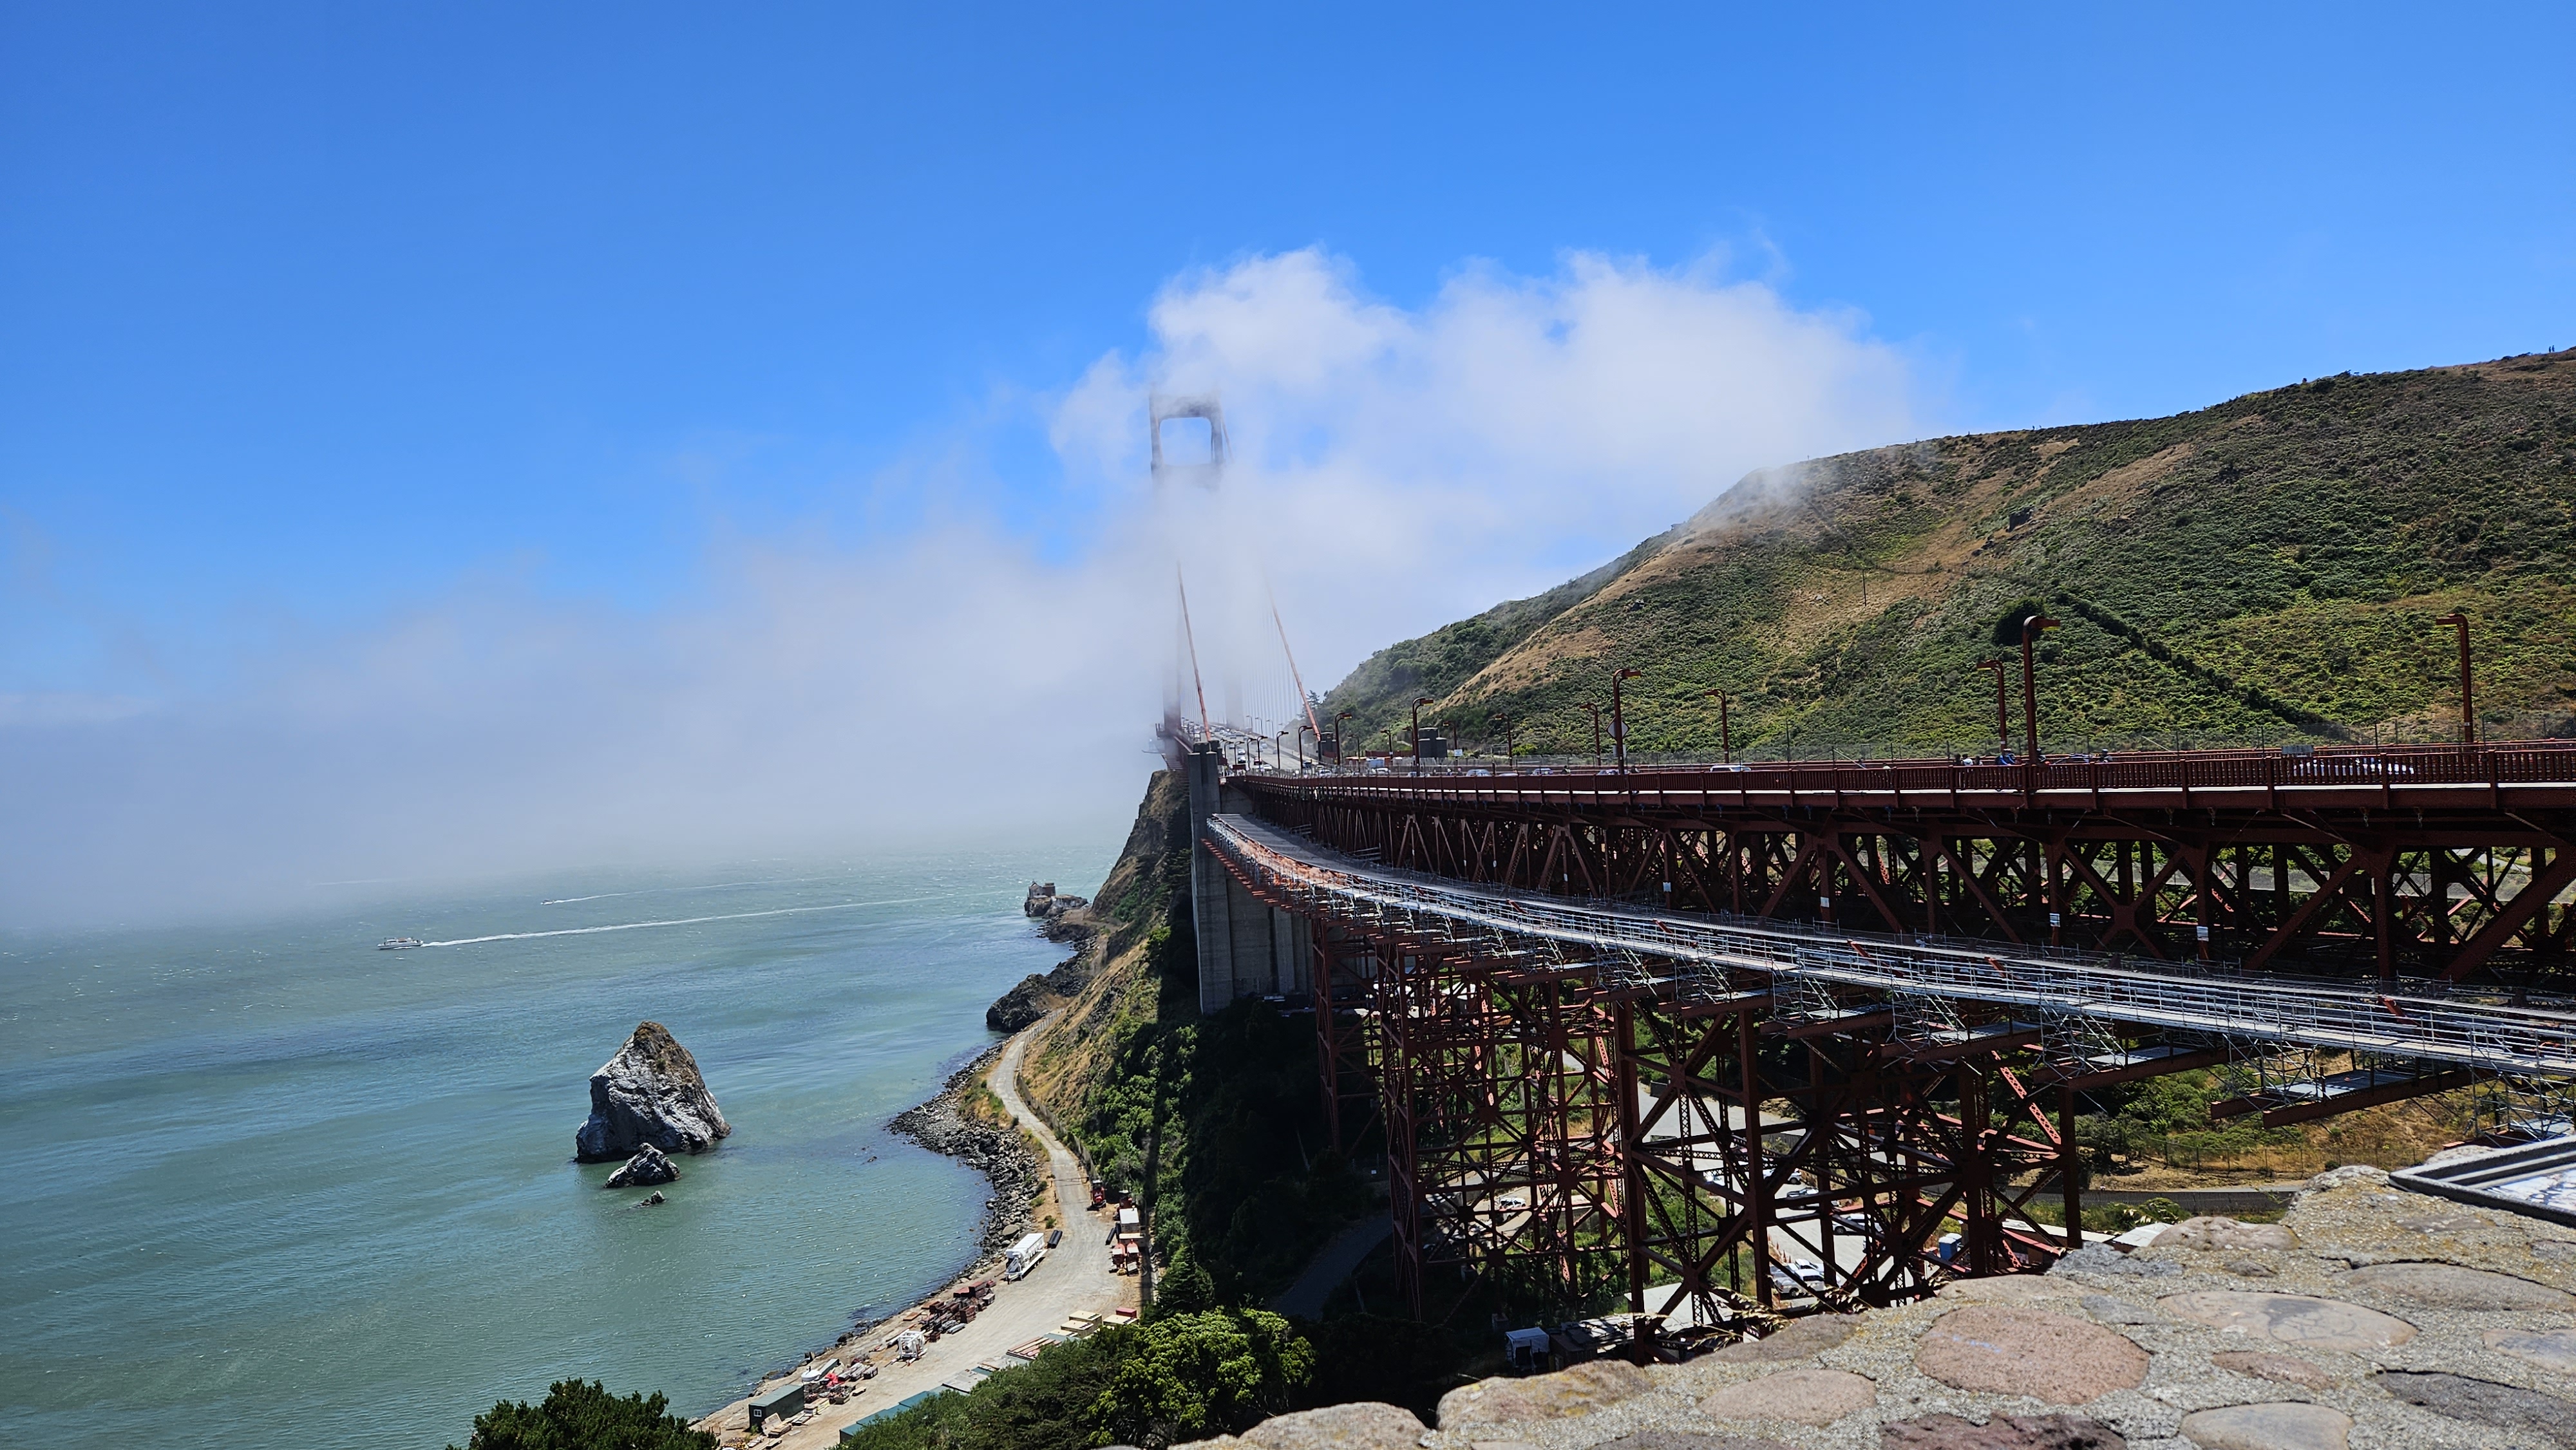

540,874,848,906
422,903,866,946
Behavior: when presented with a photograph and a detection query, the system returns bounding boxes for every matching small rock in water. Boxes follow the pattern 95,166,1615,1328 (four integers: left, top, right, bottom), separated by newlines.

575,1021,732,1162
638,1190,667,1207
605,1144,681,1189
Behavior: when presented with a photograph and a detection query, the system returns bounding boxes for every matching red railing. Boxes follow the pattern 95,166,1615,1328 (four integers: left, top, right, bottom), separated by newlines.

1240,739,2576,806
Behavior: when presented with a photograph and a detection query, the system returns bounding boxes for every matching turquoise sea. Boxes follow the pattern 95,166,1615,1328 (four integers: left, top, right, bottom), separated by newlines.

0,845,1107,1449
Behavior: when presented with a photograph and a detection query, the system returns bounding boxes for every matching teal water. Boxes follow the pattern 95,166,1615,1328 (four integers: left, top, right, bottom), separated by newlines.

0,847,1102,1449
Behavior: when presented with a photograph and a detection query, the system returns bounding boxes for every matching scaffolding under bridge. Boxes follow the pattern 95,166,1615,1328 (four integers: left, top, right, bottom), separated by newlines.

1201,808,2576,1333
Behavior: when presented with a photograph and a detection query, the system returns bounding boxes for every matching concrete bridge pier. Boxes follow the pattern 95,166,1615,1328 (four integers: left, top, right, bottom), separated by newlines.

1187,744,1312,1012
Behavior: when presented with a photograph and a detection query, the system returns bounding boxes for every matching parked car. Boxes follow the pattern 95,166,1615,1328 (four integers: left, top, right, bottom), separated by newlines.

1770,1259,1829,1294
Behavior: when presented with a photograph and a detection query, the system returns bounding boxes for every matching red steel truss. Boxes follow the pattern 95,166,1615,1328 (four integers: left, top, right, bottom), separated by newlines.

1236,742,2576,988
1203,745,2576,1329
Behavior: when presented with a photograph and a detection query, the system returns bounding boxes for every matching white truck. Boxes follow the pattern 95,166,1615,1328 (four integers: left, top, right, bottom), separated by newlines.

1005,1230,1048,1281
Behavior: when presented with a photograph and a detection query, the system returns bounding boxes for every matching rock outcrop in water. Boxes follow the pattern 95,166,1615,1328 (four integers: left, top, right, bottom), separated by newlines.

1023,881,1091,942
986,948,1094,1033
574,1021,731,1162
603,1144,680,1189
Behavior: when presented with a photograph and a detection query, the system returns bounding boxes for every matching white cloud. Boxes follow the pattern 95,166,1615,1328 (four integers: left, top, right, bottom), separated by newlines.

1056,248,1919,672
1,248,1919,927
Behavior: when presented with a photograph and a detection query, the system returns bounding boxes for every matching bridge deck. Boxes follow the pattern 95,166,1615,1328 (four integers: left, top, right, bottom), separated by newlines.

1207,813,2576,1079
1250,740,2576,807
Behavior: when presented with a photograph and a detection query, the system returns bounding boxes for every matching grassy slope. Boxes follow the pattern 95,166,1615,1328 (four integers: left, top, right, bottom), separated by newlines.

1323,352,2576,757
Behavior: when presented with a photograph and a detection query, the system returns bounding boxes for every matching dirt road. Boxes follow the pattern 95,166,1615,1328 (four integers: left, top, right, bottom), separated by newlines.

700,1015,1132,1447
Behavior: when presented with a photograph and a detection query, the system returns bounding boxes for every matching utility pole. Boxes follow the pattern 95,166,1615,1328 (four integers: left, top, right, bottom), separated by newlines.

1582,702,1604,767
1977,659,2009,758
2020,614,2061,781
1611,668,1642,772
1335,710,1354,767
2435,611,2476,744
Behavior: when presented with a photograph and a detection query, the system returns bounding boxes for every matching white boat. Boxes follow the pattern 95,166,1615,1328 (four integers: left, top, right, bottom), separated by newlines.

378,937,423,950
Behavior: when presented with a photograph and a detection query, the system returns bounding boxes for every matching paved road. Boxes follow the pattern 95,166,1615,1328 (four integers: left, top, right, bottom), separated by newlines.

700,1015,1132,1447
1271,1215,1390,1320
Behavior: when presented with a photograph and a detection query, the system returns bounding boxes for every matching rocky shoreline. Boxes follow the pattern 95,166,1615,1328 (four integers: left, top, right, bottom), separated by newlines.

888,1046,1051,1254
987,898,1099,1032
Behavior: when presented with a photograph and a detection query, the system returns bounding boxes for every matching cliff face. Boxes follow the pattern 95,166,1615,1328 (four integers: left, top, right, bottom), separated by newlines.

1021,767,1189,1126
574,1021,732,1162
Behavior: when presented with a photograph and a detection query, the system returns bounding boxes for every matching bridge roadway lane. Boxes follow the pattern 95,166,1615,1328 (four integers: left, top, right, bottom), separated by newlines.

701,1015,1132,1449
1205,813,2576,1080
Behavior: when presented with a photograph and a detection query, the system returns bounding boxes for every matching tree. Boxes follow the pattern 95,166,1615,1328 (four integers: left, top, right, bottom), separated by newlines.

1083,1309,1315,1449
449,1379,715,1450
1154,1250,1218,1315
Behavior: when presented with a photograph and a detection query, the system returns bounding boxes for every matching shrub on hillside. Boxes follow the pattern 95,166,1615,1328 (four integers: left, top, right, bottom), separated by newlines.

840,1308,1315,1450
448,1379,713,1450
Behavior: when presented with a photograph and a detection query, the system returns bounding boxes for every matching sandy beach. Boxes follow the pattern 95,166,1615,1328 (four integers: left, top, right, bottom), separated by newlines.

693,1018,1135,1448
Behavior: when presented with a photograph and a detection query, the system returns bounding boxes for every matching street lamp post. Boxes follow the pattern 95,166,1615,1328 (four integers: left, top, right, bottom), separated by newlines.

1580,702,1603,767
1976,659,2009,759
1334,710,1354,767
1411,697,1434,771
1610,668,1642,772
2018,613,2061,775
1704,690,1731,764
2434,612,2476,744
1296,724,1312,771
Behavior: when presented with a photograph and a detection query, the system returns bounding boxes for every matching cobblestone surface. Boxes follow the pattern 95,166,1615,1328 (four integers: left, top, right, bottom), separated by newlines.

1193,1164,2576,1450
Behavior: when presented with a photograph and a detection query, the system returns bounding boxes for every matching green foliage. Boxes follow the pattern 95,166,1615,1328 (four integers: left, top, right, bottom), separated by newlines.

841,1311,1314,1450
1155,1249,1220,1315
1070,990,1365,1303
447,1379,714,1450
1990,597,2050,647
1319,357,2576,755
1061,784,1367,1302
2078,1070,2306,1171
1085,1309,1314,1448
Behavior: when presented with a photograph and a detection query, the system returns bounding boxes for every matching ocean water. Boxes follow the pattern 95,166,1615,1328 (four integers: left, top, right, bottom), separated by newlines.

0,847,1103,1449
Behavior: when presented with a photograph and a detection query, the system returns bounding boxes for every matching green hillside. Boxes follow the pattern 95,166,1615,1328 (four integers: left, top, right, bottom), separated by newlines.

1322,351,2576,760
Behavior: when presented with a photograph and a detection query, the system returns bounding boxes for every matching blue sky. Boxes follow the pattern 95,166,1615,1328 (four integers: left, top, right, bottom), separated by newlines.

3,4,2571,919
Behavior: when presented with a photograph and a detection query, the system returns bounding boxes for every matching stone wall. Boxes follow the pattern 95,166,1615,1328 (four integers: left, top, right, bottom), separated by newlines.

1178,1164,2576,1449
